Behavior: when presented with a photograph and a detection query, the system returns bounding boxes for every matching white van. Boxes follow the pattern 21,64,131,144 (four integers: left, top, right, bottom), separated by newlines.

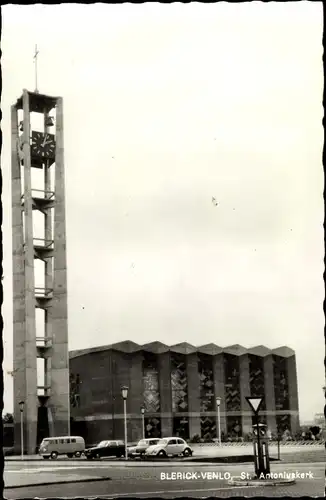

39,436,85,459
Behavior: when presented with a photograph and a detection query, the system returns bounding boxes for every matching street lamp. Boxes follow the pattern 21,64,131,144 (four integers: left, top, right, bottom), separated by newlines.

121,386,129,459
216,397,221,446
19,401,25,459
141,406,145,439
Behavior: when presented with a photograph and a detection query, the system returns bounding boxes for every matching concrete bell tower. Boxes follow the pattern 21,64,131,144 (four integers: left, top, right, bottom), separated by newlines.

11,83,70,453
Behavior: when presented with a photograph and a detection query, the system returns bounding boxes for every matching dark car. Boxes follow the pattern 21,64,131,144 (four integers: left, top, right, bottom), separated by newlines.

85,440,125,460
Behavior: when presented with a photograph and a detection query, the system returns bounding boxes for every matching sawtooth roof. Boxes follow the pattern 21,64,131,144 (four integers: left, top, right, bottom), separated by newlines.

69,341,295,360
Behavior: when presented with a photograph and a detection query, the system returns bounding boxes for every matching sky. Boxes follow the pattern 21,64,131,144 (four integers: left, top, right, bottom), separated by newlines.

1,2,324,422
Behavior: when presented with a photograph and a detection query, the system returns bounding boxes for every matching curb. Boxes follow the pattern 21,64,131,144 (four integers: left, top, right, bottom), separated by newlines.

5,460,252,468
229,478,296,487
6,458,78,462
4,458,259,465
8,458,322,466
5,461,282,469
3,455,267,463
5,476,112,490
6,457,248,463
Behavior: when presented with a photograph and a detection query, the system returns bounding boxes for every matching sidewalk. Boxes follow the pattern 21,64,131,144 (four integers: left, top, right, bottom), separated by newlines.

192,441,325,447
6,455,42,461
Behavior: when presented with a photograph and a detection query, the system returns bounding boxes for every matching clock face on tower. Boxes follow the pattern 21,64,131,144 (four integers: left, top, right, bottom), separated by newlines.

31,131,56,159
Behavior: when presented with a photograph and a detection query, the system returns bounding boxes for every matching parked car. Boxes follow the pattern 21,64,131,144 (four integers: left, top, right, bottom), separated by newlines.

128,438,160,458
144,437,193,458
85,440,125,460
39,436,85,459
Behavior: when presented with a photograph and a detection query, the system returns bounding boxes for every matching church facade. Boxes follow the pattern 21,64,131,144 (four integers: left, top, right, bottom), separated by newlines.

69,341,299,446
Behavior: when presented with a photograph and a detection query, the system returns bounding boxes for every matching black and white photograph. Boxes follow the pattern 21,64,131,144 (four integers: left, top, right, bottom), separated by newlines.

1,2,324,498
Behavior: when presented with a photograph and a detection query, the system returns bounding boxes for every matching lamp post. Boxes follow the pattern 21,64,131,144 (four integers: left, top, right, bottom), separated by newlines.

141,406,145,439
216,397,221,446
121,386,129,460
19,401,25,459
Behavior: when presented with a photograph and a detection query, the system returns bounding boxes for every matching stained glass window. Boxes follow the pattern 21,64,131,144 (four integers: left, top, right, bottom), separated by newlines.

198,354,215,412
273,355,289,411
145,417,161,438
70,373,81,408
171,353,188,412
143,353,161,413
249,355,266,411
276,414,291,435
224,354,241,412
227,416,242,438
173,417,189,440
201,416,217,441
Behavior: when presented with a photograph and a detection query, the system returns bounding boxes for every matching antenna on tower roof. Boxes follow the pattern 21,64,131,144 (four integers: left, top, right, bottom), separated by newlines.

33,44,39,93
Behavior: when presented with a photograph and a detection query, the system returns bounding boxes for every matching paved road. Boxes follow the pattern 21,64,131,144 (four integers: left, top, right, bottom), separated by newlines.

4,461,324,498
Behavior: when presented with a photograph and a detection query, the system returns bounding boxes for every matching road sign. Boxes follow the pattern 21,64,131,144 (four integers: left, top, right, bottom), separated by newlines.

245,396,263,414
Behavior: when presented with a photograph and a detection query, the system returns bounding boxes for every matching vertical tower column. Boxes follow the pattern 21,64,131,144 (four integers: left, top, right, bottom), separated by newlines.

286,355,300,434
263,354,277,435
239,354,252,435
213,354,227,437
49,97,70,436
43,108,53,399
12,104,29,454
186,353,200,438
129,351,144,442
21,91,39,454
158,352,173,436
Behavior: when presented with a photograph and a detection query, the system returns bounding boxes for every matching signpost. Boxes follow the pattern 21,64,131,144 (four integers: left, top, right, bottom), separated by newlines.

245,396,270,478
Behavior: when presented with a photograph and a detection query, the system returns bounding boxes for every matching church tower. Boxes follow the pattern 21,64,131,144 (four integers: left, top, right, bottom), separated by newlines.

11,76,70,453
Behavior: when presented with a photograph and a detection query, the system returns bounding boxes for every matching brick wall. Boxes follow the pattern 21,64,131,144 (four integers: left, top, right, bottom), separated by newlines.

70,349,145,443
70,349,112,418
